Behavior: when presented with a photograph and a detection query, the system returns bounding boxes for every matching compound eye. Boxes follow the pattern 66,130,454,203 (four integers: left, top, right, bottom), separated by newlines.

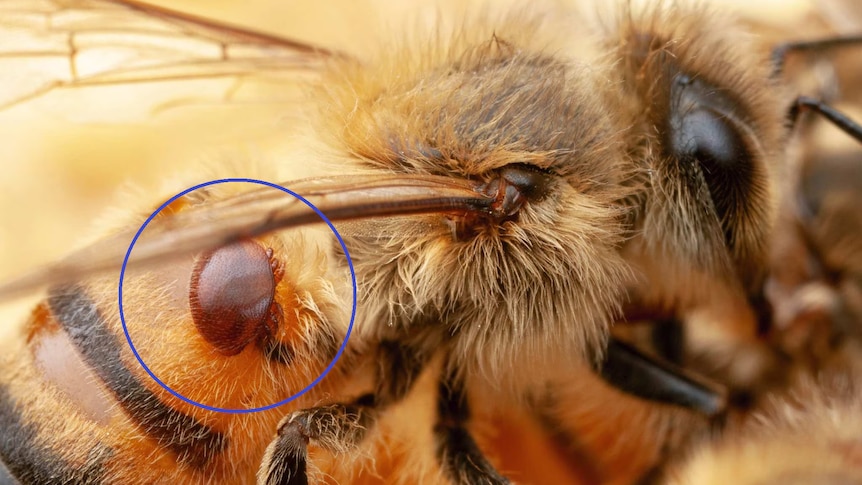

189,240,275,356
669,75,754,228
674,107,749,204
678,109,745,172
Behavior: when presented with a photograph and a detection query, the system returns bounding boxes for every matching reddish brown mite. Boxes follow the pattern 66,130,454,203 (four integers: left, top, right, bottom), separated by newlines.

188,240,284,356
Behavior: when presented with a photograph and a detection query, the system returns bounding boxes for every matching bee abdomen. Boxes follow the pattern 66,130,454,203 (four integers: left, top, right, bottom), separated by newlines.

0,384,112,484
45,284,228,469
0,281,241,484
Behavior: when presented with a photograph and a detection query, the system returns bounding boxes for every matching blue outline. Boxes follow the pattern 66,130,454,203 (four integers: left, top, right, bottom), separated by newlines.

118,178,357,414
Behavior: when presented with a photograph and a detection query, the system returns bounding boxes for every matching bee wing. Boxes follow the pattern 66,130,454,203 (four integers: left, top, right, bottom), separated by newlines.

0,174,495,300
0,0,340,113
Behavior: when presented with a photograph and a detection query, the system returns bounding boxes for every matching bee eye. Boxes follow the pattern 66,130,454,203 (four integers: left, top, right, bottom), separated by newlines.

668,75,754,227
189,240,276,356
676,108,746,174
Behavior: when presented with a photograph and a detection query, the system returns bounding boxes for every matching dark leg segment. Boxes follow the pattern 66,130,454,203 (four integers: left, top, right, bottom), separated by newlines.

260,395,375,485
258,429,306,485
599,338,727,417
258,341,432,485
434,369,510,485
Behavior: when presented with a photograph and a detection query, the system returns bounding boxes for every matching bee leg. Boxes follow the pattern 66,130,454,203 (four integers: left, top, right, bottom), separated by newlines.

598,337,727,417
260,394,376,485
258,340,432,485
434,368,510,485
530,341,729,485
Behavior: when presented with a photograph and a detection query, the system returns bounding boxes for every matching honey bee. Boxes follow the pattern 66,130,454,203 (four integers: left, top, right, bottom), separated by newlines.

1,0,854,484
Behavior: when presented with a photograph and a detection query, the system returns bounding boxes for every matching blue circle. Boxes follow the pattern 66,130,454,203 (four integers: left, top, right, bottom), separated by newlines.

118,178,357,414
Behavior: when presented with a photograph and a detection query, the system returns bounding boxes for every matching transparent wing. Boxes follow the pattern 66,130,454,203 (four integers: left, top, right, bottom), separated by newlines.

0,0,341,111
0,174,496,300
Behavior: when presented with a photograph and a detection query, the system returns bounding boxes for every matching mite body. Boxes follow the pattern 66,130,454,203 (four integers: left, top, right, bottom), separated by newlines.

0,0,803,483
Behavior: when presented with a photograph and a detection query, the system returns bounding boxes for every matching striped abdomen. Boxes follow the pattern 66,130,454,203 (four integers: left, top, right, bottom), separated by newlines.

0,234,349,484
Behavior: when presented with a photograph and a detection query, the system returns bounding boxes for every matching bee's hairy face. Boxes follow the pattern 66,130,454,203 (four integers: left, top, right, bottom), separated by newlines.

317,33,638,377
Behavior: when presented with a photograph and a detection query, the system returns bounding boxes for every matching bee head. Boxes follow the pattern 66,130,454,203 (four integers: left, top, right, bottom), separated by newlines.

317,24,639,382
609,5,785,317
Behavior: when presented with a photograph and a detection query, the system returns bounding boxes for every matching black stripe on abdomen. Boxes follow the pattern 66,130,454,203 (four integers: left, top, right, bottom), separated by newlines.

0,384,111,484
433,371,510,484
47,284,227,469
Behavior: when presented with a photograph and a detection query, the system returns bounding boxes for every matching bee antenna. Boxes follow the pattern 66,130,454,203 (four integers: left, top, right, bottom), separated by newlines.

771,34,862,77
788,96,862,146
